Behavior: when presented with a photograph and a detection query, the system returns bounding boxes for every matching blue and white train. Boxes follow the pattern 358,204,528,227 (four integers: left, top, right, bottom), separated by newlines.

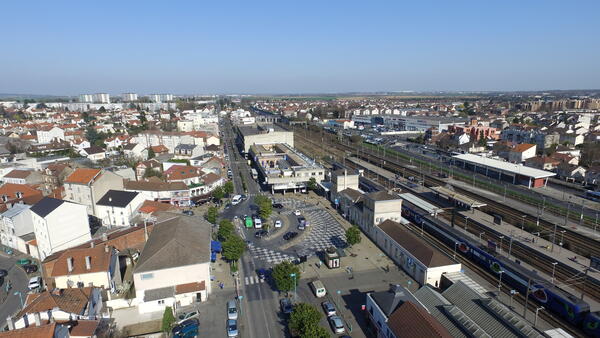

401,200,600,337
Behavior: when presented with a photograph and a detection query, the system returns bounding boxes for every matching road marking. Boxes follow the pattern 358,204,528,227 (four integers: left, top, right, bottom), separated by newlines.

245,276,249,285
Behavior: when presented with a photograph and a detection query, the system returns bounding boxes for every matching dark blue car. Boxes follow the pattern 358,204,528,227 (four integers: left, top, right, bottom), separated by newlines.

172,318,199,337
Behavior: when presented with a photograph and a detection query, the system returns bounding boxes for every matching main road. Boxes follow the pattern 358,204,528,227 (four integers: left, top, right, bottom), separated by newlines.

221,117,287,338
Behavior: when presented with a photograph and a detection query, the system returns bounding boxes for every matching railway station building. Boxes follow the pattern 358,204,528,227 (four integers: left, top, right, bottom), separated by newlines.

452,153,555,188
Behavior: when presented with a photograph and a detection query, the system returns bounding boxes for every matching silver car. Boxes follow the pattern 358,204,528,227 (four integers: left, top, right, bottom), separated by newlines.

328,315,345,334
227,299,238,320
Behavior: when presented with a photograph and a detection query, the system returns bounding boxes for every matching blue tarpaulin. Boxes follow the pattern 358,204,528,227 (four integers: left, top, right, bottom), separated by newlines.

211,240,222,253
211,252,217,262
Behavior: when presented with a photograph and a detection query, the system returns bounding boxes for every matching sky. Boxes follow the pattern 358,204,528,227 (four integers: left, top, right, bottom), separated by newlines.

1,1,599,95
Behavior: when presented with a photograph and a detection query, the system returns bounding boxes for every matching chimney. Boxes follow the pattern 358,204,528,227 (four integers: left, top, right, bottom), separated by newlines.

85,256,91,270
105,245,109,253
67,257,73,273
34,312,41,327
101,233,108,242
90,241,95,248
6,316,14,330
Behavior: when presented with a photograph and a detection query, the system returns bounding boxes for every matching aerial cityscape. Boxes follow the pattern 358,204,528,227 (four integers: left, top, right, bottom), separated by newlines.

1,1,599,338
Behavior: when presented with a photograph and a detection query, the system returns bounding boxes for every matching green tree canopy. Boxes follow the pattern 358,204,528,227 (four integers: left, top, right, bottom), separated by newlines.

254,195,273,220
217,219,235,242
212,186,225,200
205,206,218,224
223,181,234,196
222,235,246,262
289,303,323,337
345,226,362,247
307,177,317,191
161,306,176,332
272,260,300,292
147,147,155,159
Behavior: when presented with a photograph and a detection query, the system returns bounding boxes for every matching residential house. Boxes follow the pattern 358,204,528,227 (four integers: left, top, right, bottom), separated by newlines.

174,144,203,160
41,163,73,195
2,169,43,185
133,212,211,313
138,200,178,218
123,143,148,160
80,146,106,162
556,164,587,182
11,287,103,330
525,156,560,171
28,197,92,260
64,168,124,216
149,144,169,156
550,152,578,166
1,322,70,338
37,126,65,144
43,244,121,291
124,178,190,206
0,204,39,259
135,159,162,179
508,143,536,163
164,165,204,185
71,138,91,153
28,140,71,155
0,183,43,212
95,190,145,227
585,166,600,188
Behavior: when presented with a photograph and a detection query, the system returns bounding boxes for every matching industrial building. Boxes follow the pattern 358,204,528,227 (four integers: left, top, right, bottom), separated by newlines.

237,124,294,153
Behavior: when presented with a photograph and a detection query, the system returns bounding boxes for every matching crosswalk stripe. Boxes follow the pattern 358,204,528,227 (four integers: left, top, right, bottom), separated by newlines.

249,276,254,285
244,277,249,285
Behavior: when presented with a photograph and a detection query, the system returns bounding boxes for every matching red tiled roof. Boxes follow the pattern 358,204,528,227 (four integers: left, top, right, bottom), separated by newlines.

165,165,203,181
175,281,206,295
3,169,33,179
64,168,101,184
49,245,112,277
512,143,535,153
0,323,56,338
387,301,452,338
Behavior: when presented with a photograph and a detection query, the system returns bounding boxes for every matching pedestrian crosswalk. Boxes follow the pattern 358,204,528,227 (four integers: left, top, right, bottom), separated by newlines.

244,275,266,286
247,243,295,264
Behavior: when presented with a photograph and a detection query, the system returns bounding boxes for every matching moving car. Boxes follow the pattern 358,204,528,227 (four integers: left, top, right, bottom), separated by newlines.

28,276,41,290
294,210,302,216
280,297,294,315
0,269,7,277
22,264,38,274
274,220,282,228
231,195,242,205
272,203,284,209
227,299,238,320
328,315,345,334
182,210,194,216
283,231,298,240
254,230,268,239
322,301,336,317
227,319,238,337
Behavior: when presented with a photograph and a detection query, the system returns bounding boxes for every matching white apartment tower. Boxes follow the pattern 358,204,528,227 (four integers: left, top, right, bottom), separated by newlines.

122,93,138,102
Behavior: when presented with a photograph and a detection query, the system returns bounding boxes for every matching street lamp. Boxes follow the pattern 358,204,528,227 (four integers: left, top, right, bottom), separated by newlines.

509,290,519,309
290,273,297,301
559,230,566,253
498,236,504,254
534,307,544,328
551,262,558,284
521,215,527,234
497,270,505,297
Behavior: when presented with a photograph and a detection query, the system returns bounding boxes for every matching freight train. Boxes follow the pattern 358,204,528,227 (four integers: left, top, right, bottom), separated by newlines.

401,200,600,337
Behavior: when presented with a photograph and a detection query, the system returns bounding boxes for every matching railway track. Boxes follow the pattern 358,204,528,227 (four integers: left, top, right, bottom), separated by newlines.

290,125,600,259
293,129,600,303
402,219,585,337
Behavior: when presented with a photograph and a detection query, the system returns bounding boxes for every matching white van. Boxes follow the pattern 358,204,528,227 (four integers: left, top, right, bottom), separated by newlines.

310,280,327,298
231,195,242,205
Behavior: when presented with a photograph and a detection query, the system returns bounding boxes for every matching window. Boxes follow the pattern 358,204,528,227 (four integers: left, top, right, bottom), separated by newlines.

158,300,165,305
140,273,154,280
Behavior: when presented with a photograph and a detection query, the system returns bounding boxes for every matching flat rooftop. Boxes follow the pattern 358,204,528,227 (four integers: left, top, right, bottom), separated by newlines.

238,124,288,137
453,153,556,179
430,186,487,208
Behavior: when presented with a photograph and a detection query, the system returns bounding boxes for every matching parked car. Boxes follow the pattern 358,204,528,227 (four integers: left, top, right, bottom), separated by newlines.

322,301,336,317
177,311,199,323
227,299,238,320
274,220,282,228
280,297,294,315
328,315,345,334
272,203,284,209
28,276,41,290
294,210,302,216
22,264,38,274
254,230,268,239
283,231,298,240
0,269,7,277
182,210,194,216
227,319,238,337
172,318,199,337
297,223,305,231
254,218,262,229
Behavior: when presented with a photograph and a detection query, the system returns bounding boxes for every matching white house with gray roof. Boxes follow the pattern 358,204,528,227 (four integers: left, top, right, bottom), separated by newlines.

133,212,212,314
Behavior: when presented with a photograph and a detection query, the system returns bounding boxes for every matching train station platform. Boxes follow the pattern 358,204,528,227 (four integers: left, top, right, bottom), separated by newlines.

442,206,600,311
430,186,487,210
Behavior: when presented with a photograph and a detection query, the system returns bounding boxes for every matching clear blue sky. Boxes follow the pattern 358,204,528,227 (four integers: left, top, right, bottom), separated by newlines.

1,1,599,95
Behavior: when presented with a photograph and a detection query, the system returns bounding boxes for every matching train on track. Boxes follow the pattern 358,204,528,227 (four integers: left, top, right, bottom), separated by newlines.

401,200,600,337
